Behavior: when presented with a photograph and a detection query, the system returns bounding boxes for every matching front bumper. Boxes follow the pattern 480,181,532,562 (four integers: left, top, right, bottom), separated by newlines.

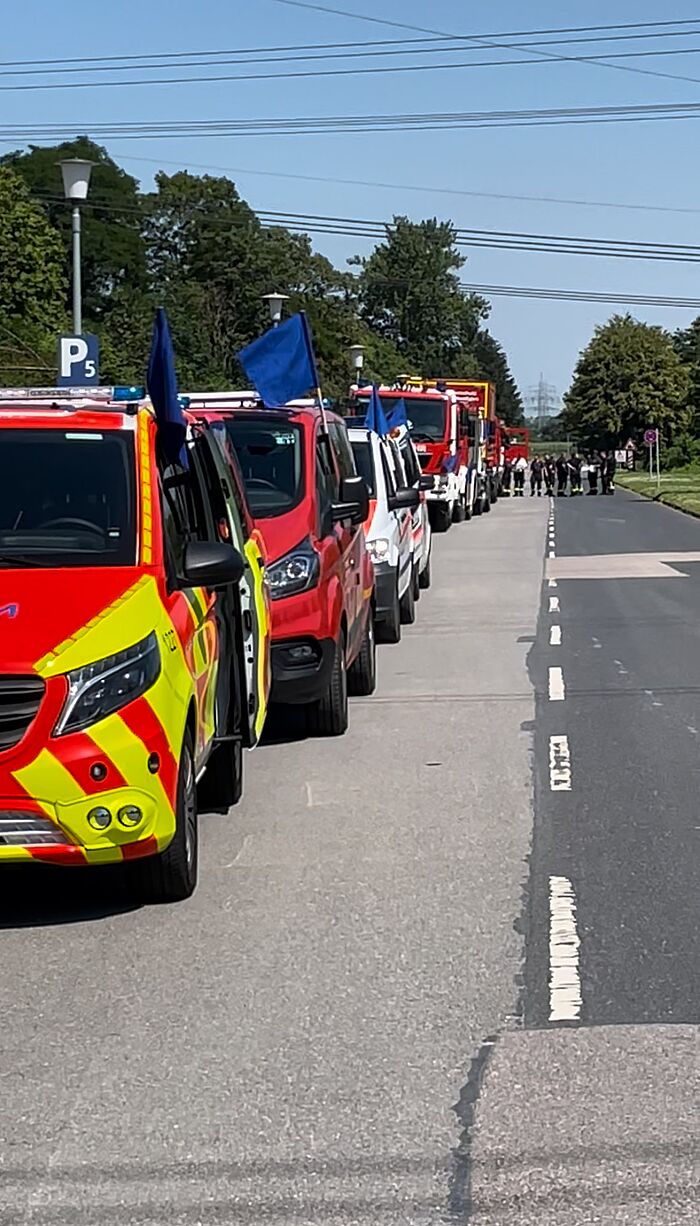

0,784,173,866
271,637,336,704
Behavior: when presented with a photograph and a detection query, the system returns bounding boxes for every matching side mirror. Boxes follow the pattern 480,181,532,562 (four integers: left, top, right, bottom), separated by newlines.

389,487,420,512
419,474,434,491
181,540,245,589
332,475,369,526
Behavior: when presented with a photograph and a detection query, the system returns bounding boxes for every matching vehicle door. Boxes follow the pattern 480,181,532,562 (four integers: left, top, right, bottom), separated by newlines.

400,438,426,565
327,420,364,656
196,428,270,747
386,440,413,592
159,448,228,774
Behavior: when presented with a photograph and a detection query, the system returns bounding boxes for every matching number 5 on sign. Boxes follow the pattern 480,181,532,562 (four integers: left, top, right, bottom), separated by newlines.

57,334,100,387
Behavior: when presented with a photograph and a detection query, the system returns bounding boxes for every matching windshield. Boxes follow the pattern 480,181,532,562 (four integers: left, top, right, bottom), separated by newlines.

224,419,304,518
404,398,448,441
350,438,375,496
0,429,136,567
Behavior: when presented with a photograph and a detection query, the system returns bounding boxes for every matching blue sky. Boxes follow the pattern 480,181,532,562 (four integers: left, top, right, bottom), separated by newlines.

4,0,700,403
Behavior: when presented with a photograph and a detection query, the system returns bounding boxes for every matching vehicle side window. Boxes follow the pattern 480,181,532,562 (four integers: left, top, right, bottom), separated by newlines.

195,434,245,551
389,441,408,488
159,450,215,578
210,423,252,541
380,447,397,498
315,438,336,533
329,421,356,482
402,444,420,487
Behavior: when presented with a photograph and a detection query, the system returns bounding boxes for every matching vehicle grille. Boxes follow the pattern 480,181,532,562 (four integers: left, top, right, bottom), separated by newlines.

0,812,69,846
418,454,431,471
0,675,45,751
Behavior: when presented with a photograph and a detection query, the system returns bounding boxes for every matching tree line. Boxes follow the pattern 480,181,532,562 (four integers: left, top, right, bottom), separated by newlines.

563,314,700,465
0,137,524,422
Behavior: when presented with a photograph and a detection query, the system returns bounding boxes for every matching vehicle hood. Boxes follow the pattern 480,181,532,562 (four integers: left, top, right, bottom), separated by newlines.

253,506,316,564
0,567,161,676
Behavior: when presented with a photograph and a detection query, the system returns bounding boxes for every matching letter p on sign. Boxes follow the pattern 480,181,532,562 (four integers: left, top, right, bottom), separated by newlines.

57,334,100,387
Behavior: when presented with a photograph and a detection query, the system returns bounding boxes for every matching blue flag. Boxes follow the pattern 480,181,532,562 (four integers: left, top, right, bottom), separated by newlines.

238,312,319,406
386,397,408,432
364,385,389,437
442,453,459,474
147,308,188,468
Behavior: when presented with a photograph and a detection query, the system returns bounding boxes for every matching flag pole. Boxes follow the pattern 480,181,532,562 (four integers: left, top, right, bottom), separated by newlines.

300,310,329,434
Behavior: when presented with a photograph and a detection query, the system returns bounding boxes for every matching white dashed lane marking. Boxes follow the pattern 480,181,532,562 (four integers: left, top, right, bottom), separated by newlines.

549,666,566,702
550,624,562,646
549,596,560,613
548,578,558,589
549,735,572,791
549,875,582,1022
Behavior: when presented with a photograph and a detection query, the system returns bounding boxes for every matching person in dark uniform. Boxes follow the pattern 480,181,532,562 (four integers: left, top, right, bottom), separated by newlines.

600,451,610,495
544,455,556,496
501,459,512,496
587,453,599,494
530,457,544,496
556,455,569,496
606,451,617,494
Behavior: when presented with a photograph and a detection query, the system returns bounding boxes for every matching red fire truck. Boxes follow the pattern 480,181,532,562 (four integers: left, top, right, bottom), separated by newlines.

352,382,488,532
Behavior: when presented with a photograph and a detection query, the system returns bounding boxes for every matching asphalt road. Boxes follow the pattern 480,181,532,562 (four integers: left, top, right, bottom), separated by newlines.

0,498,546,1226
1,488,697,1226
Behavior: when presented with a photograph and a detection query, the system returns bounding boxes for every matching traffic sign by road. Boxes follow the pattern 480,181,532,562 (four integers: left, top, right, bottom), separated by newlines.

57,334,99,387
644,428,658,445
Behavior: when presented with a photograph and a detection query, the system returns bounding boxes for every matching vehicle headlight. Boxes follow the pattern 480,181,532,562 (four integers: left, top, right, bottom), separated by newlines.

55,632,161,735
267,538,320,601
367,538,390,563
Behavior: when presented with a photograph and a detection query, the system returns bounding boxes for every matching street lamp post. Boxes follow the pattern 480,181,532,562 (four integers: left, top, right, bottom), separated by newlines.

349,344,365,387
263,292,289,328
58,158,95,335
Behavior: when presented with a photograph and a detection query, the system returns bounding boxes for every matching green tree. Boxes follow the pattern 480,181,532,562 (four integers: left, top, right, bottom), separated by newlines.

0,165,66,329
354,216,488,376
469,329,524,423
2,137,147,319
673,316,700,437
564,314,689,447
0,165,67,380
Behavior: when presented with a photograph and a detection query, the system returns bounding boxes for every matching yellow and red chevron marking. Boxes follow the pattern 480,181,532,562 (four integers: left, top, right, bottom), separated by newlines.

137,410,155,566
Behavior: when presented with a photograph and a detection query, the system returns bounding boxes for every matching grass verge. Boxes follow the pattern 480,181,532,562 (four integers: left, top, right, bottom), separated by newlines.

616,469,700,517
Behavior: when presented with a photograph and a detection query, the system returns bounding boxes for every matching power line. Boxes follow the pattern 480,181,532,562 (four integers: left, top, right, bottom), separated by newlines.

460,283,700,308
4,43,700,91
87,150,700,219
7,99,700,139
3,27,700,79
269,0,700,88
26,188,700,264
2,18,699,69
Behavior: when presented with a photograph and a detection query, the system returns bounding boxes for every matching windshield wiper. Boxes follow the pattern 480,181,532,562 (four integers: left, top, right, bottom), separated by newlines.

0,553,45,568
411,431,438,442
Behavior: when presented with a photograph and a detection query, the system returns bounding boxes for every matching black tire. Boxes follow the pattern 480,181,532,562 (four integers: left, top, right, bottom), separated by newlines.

483,493,491,513
452,497,466,524
431,504,452,533
348,610,377,697
376,579,401,644
309,634,348,736
473,493,482,516
197,734,243,813
399,569,416,625
128,729,198,905
412,561,421,602
418,551,432,590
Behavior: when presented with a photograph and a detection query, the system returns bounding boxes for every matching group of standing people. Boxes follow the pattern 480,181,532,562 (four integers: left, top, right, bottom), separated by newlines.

504,452,617,498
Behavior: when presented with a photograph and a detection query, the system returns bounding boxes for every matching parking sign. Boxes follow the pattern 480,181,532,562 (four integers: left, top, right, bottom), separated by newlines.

57,334,100,387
